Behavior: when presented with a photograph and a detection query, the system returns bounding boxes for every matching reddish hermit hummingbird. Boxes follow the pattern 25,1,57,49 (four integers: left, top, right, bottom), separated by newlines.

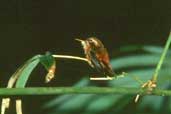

75,37,115,78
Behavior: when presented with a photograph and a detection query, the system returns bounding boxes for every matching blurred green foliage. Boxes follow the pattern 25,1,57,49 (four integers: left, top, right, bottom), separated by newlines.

1,45,171,114
43,46,171,114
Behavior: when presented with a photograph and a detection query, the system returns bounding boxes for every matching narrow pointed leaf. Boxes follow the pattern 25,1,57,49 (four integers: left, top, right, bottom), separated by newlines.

15,58,40,87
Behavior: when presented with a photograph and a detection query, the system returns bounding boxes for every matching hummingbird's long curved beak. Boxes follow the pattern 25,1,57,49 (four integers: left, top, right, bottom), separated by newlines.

75,38,84,42
75,38,86,47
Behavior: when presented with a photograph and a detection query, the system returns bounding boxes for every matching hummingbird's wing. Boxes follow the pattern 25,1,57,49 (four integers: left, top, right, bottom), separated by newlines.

89,51,105,74
99,50,115,77
89,50,115,77
91,48,115,77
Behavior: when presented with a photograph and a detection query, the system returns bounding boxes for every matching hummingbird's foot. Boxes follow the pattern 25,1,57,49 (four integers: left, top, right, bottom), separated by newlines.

115,72,127,78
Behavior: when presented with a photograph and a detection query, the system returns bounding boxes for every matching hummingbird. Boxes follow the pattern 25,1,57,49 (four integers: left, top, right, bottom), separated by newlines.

76,37,115,78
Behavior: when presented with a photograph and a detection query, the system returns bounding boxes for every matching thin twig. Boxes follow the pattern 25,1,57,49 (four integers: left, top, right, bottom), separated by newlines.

134,94,140,102
90,77,113,80
52,55,88,62
152,32,171,82
90,72,126,80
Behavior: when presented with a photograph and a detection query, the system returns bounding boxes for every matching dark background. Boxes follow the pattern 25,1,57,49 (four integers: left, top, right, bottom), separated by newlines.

0,0,171,114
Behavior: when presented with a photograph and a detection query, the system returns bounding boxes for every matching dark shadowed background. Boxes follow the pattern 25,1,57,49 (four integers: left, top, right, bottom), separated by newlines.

0,0,171,114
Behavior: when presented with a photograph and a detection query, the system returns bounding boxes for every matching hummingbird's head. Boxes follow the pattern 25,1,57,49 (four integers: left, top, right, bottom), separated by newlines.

75,37,104,51
86,37,104,49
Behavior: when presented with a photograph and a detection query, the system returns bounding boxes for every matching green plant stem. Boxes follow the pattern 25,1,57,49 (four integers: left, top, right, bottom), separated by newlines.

0,87,171,96
152,32,171,82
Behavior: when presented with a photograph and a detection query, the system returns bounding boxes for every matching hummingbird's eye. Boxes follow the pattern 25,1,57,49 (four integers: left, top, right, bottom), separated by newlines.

88,38,98,46
89,40,94,44
88,39,93,42
88,39,96,44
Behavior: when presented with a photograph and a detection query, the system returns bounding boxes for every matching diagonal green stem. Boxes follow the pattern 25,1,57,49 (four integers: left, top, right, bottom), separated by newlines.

152,32,171,82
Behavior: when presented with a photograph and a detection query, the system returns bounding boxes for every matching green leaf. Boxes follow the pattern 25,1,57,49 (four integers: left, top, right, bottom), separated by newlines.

109,69,154,87
50,94,96,113
83,94,124,114
112,95,133,112
138,96,164,111
111,54,171,70
111,54,159,69
142,46,164,54
10,55,41,85
120,45,171,55
15,56,40,87
169,98,171,112
119,45,141,52
15,52,56,87
44,78,90,108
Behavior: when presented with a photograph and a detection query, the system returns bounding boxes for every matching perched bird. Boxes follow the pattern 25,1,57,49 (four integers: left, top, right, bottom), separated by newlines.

76,37,115,78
